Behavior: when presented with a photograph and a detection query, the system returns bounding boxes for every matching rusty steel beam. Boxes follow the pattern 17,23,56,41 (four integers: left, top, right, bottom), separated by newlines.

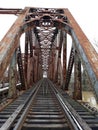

73,51,82,100
0,7,29,80
58,57,63,86
64,9,98,100
58,30,63,86
17,46,26,89
24,30,34,86
65,47,74,90
38,65,43,80
8,51,17,98
52,31,62,83
36,53,39,81
53,51,57,82
63,32,67,81
58,30,63,58
27,57,33,86
33,56,38,82
53,53,58,82
56,57,60,85
0,8,22,14
53,35,59,82
62,31,67,89
51,51,55,81
24,32,29,82
28,30,34,84
49,60,53,80
32,46,59,50
29,30,33,57
55,57,59,83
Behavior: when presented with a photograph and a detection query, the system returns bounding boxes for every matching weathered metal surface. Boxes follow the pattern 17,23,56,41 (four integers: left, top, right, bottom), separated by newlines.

0,7,29,80
52,33,59,82
27,57,33,86
17,46,26,89
28,30,34,84
58,30,63,57
29,30,33,57
63,32,67,81
53,50,59,82
73,51,82,100
58,57,63,86
64,9,98,99
0,8,22,14
65,47,74,90
8,51,17,98
33,56,38,82
0,7,98,102
36,54,40,81
57,30,63,86
24,32,29,82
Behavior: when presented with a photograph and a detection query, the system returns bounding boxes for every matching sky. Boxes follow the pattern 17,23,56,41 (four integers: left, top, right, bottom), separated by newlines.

0,0,98,50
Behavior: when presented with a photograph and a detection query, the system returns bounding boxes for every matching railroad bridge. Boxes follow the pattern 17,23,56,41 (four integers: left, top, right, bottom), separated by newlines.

0,7,98,130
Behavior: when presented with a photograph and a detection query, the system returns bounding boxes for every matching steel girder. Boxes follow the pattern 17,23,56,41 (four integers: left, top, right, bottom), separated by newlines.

73,51,82,100
63,32,67,81
8,51,17,98
0,7,97,100
65,47,74,90
64,9,98,100
0,7,29,80
0,8,22,14
17,46,26,89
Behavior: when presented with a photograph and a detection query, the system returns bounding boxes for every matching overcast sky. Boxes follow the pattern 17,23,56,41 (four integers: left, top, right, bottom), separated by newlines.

0,0,98,47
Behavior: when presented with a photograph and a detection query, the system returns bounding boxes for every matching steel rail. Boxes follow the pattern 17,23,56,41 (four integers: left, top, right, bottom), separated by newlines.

0,79,92,130
48,80,92,130
13,80,43,130
0,80,42,130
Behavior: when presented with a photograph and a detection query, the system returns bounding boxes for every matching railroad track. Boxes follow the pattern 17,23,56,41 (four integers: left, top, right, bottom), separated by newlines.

52,83,98,130
0,78,95,130
59,90,98,130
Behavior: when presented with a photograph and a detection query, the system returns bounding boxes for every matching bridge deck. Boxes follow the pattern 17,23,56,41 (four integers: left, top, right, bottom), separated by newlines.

0,79,98,130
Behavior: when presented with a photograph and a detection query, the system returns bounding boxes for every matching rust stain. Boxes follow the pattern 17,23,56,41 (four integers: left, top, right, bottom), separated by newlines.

0,7,30,80
64,9,98,79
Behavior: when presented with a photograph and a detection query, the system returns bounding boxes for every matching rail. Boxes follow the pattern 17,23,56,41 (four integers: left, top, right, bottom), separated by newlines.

0,80,42,130
48,80,92,130
0,79,93,130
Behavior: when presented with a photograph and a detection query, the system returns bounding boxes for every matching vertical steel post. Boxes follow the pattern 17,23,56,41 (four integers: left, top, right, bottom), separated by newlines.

57,30,63,86
63,32,67,89
29,30,33,86
53,38,58,83
24,32,28,85
73,51,82,100
27,30,34,86
65,46,74,90
58,57,63,86
33,53,38,82
33,34,37,83
50,62,52,80
36,53,39,81
48,64,52,80
17,46,26,89
8,51,17,98
51,51,55,81
55,57,59,84
32,31,36,83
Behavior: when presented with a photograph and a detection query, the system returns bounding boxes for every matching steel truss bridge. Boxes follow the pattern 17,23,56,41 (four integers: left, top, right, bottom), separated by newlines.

0,7,98,130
